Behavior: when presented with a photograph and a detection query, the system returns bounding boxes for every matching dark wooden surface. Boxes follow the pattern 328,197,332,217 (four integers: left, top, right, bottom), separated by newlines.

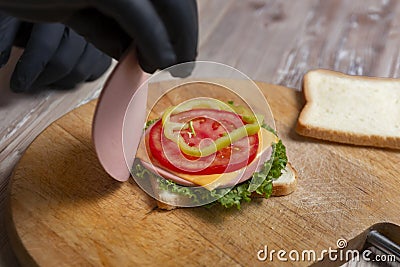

2,0,400,265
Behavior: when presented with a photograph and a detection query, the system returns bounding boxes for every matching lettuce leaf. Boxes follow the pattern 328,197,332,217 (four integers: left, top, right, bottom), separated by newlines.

144,119,158,130
132,125,288,209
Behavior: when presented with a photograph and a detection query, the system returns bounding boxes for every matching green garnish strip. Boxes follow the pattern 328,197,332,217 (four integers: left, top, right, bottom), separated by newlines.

188,120,196,137
177,123,260,157
161,99,263,157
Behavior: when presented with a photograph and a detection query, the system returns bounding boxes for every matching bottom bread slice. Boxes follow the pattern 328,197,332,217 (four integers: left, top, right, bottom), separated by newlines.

153,162,297,210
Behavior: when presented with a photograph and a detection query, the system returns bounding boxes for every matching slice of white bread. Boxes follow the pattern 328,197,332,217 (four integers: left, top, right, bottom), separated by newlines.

296,69,400,149
271,162,298,197
154,162,298,210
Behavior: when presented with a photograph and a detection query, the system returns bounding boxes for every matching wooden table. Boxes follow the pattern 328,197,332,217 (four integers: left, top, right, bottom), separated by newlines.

1,1,400,266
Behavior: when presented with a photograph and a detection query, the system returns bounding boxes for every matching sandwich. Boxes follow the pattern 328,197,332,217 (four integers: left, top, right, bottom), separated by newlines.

132,98,297,210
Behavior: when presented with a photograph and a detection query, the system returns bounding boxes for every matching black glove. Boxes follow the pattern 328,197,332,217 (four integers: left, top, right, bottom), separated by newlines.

0,0,198,76
0,13,112,92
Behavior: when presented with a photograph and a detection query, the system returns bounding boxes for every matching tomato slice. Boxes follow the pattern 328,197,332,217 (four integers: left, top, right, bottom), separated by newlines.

148,109,259,175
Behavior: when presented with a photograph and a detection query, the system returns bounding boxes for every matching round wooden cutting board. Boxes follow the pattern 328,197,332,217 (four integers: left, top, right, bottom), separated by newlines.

6,82,400,266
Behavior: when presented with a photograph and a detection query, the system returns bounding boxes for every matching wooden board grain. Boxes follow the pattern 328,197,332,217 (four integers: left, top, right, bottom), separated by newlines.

6,82,400,266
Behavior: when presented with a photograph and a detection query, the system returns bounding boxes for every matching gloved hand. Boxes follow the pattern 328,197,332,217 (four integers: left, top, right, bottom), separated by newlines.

0,0,198,76
0,13,112,92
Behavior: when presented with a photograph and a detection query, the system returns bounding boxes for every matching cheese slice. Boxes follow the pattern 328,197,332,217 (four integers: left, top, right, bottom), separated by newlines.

169,128,279,190
170,168,241,190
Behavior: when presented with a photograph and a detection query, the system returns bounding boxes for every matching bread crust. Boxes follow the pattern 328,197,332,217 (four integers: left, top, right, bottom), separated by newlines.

251,162,297,198
271,163,298,197
156,201,177,211
296,69,400,149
